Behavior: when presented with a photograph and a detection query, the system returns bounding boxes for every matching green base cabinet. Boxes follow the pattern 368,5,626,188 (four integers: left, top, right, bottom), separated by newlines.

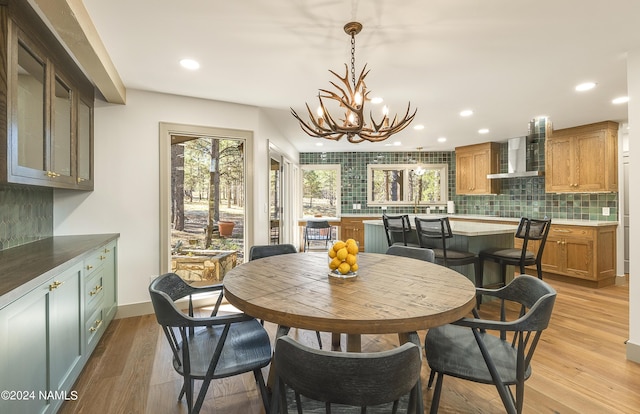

0,263,83,414
0,237,118,414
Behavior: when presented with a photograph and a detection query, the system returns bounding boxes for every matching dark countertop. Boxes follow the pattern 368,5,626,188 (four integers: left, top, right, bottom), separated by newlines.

0,234,119,309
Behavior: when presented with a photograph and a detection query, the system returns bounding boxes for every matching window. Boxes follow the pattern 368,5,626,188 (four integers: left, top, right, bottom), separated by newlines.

367,163,448,206
302,164,341,218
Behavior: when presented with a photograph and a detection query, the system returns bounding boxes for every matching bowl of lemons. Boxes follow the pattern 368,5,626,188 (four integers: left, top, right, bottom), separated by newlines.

327,239,359,278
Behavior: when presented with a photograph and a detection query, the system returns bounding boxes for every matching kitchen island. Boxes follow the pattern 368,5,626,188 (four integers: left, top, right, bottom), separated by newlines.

364,217,518,287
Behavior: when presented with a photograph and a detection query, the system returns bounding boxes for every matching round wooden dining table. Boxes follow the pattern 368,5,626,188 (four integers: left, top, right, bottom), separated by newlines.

223,252,476,352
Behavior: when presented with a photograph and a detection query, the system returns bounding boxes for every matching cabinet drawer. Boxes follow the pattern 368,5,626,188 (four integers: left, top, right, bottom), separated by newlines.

86,307,105,350
85,269,104,319
84,244,115,277
549,225,593,238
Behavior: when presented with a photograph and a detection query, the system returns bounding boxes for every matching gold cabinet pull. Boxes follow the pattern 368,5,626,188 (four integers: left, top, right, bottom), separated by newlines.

89,319,103,333
48,280,63,291
89,285,103,296
86,265,93,270
99,255,106,260
103,248,110,253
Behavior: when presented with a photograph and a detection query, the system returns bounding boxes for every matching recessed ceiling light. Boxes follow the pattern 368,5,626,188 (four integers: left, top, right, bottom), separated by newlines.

460,109,473,117
437,137,447,143
612,96,629,104
180,58,200,70
575,82,596,92
413,124,425,130
478,128,489,134
315,142,323,146
371,97,384,104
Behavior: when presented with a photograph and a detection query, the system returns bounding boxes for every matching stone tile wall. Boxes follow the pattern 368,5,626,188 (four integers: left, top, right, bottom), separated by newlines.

0,186,53,251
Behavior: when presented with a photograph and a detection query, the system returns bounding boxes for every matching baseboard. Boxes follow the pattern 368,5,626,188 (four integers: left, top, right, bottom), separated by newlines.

114,294,227,319
626,340,640,363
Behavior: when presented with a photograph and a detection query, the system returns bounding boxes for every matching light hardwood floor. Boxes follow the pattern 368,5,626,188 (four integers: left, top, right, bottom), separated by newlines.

59,277,640,414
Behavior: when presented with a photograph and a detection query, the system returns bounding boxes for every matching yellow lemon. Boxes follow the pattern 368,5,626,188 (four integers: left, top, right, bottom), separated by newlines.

338,262,351,275
328,248,337,258
336,247,348,261
346,253,357,266
333,241,346,251
329,257,342,270
350,263,359,272
345,238,357,246
346,242,359,255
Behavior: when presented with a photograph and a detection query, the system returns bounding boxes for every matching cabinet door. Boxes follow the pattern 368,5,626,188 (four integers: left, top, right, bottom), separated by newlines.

13,39,48,182
0,285,49,414
50,74,76,186
472,150,491,194
101,242,118,321
340,219,368,251
76,98,94,189
455,152,475,194
540,236,564,274
575,131,607,191
48,264,83,401
563,237,594,279
545,136,575,192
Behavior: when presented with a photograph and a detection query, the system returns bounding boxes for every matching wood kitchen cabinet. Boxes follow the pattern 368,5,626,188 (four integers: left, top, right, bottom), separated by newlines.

455,142,500,195
516,224,617,287
0,1,95,190
340,217,378,252
545,121,618,193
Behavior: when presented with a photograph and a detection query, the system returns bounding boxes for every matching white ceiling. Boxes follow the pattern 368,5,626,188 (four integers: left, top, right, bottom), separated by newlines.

80,0,640,153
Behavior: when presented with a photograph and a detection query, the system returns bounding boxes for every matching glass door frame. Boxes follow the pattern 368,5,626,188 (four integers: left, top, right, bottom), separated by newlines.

159,122,254,273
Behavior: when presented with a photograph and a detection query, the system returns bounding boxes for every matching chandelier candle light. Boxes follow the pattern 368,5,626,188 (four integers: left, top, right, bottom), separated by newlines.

291,21,416,143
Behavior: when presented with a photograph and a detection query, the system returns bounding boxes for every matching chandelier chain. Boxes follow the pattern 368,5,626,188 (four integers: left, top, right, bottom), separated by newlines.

350,33,356,88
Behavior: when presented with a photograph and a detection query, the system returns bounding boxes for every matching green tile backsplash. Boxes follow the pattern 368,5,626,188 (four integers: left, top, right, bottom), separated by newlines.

0,186,53,251
301,123,618,221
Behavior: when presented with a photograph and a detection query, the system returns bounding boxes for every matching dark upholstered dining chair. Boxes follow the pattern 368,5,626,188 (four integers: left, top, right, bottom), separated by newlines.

149,273,271,414
479,217,551,289
383,214,419,247
270,336,424,414
249,243,323,349
386,245,436,263
248,243,297,260
424,275,557,414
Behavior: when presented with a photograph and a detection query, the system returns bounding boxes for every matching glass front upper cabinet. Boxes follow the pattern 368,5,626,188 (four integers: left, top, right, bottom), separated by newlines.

4,22,94,190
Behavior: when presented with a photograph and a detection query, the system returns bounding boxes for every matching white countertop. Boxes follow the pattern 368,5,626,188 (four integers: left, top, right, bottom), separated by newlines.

447,214,617,227
302,214,617,227
363,216,518,236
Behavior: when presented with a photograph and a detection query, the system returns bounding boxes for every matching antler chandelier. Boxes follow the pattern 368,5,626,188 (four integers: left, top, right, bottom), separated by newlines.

291,21,416,143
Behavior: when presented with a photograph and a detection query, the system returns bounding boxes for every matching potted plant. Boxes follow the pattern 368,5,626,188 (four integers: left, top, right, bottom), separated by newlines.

218,220,235,237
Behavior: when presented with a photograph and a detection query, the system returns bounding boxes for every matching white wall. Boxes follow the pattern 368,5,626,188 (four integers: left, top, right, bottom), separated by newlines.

627,49,639,362
53,89,297,307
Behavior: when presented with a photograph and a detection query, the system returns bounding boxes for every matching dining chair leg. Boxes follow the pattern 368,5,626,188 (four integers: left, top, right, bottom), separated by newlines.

316,330,323,349
536,262,543,279
427,370,436,389
473,260,482,308
253,369,270,413
429,372,444,414
500,263,507,287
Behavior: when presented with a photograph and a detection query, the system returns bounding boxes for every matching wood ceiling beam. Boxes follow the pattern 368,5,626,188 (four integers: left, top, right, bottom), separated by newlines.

29,0,126,104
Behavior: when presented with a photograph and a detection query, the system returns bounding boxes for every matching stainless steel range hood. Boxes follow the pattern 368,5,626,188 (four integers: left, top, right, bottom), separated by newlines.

487,136,544,179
